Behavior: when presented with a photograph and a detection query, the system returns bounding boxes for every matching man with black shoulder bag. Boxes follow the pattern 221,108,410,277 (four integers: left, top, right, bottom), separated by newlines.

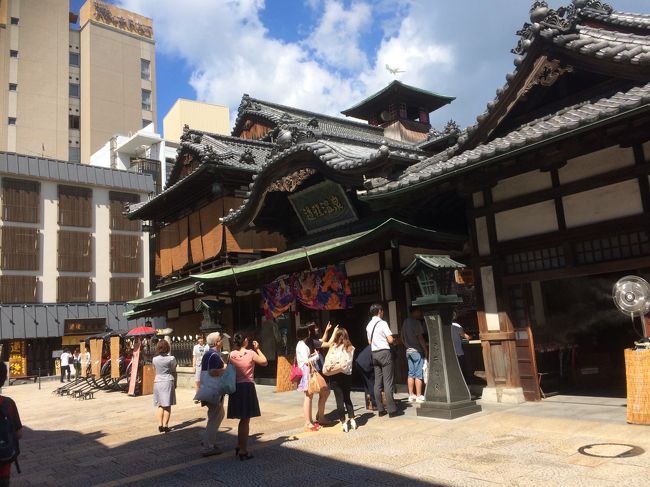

366,303,401,418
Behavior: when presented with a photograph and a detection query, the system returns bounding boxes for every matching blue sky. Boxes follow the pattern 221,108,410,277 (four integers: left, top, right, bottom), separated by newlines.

73,0,650,135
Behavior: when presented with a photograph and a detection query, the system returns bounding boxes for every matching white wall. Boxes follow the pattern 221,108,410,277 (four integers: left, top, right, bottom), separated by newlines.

492,170,552,202
563,180,642,228
495,200,558,241
559,145,635,184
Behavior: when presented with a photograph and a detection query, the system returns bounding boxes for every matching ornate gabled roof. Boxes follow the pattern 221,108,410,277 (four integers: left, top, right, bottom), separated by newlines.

127,130,274,219
362,81,650,197
340,80,454,121
232,94,387,142
462,0,650,150
168,128,273,183
220,129,426,228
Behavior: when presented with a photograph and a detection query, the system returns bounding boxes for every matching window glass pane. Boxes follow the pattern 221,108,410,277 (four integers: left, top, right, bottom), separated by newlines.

141,59,150,80
69,52,79,66
69,115,80,130
69,83,80,97
8,83,17,91
8,117,16,125
141,89,151,110
69,146,80,162
10,17,19,25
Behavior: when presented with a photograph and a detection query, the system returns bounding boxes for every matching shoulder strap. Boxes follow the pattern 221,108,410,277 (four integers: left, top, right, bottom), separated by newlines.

370,319,379,343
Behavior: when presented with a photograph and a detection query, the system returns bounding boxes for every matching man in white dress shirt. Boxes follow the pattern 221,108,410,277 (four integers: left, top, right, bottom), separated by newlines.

366,303,400,417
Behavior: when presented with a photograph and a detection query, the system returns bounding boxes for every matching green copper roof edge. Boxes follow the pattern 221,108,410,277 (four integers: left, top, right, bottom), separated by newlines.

126,282,197,307
192,218,462,283
341,80,455,116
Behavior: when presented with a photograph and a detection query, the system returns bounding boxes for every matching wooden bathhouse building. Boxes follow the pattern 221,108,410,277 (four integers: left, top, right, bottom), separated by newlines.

128,0,650,402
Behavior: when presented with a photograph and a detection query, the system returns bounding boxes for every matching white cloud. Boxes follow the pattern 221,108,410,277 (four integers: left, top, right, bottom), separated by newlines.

304,1,372,71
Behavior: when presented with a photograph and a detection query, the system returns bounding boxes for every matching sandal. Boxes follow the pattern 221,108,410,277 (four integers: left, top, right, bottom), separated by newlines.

304,423,321,432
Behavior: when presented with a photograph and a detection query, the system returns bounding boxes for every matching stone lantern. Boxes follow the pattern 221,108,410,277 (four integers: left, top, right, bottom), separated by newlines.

402,255,481,419
196,299,225,332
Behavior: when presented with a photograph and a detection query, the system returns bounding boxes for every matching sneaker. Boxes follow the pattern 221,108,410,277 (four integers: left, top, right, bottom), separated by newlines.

349,418,357,430
408,395,417,403
388,410,404,418
342,421,349,433
416,395,426,403
201,445,223,457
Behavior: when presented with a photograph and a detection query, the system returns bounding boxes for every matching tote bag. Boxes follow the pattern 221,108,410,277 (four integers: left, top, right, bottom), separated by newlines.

194,355,236,403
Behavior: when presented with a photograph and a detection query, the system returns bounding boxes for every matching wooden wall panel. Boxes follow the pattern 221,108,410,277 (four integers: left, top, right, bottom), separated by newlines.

110,234,141,273
1,178,40,223
58,231,92,272
0,276,37,303
1,227,39,270
188,210,204,263
200,201,222,259
59,186,92,228
171,217,189,271
159,222,178,277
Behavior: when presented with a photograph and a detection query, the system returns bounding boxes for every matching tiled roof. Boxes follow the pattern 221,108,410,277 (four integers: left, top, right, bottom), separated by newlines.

550,25,650,64
221,134,426,225
177,129,273,175
362,81,650,196
468,2,650,140
231,94,422,150
580,6,650,30
127,131,273,218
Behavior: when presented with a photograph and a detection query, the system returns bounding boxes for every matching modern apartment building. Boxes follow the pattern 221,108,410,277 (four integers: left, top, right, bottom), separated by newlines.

0,151,154,376
0,0,156,164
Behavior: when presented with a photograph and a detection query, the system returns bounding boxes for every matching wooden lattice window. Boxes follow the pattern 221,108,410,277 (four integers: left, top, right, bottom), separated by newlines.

2,178,40,223
58,185,92,227
110,277,141,301
1,226,39,270
58,231,92,272
57,277,92,303
0,276,37,303
109,191,140,231
110,234,141,273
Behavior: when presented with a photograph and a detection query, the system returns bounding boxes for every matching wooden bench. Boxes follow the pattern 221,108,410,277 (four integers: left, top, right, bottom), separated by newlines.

9,375,38,385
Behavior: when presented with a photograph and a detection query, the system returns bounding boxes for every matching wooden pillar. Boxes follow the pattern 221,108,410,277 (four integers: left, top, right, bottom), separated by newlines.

469,187,524,403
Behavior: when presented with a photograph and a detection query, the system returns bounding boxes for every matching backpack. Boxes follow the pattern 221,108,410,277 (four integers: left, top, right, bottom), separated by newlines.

0,398,20,474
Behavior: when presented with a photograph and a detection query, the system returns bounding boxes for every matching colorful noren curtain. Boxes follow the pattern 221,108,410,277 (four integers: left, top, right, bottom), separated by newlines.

262,264,352,319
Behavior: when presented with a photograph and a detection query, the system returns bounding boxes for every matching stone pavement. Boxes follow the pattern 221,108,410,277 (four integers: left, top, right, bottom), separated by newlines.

4,380,650,486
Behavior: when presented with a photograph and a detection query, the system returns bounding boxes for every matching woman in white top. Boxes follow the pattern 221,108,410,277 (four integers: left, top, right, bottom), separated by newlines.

296,322,332,431
322,326,356,432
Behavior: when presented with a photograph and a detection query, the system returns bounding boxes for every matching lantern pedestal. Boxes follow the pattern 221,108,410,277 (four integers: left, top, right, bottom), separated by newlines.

401,255,481,420
416,306,481,419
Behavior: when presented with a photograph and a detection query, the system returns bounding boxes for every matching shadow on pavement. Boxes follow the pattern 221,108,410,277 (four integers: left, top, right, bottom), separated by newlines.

15,421,449,487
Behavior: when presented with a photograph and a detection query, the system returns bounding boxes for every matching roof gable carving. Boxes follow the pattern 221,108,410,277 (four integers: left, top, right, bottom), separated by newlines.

462,0,650,150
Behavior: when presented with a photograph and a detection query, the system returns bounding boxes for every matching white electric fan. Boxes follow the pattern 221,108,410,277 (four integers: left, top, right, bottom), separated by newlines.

612,275,650,345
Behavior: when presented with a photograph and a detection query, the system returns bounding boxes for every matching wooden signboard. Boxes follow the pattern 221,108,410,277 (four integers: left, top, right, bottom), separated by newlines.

80,342,88,377
8,340,26,377
110,336,121,379
288,180,358,234
128,338,141,396
90,339,102,377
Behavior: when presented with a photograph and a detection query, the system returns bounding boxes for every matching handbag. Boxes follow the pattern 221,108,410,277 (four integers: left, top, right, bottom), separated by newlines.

307,363,328,395
289,357,303,383
193,353,236,403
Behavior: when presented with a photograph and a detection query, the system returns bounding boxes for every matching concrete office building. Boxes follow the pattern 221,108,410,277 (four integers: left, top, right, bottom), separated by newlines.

0,151,154,377
163,99,230,144
0,0,156,164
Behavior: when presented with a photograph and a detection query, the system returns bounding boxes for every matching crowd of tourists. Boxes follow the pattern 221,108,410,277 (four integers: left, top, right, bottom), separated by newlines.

146,301,473,463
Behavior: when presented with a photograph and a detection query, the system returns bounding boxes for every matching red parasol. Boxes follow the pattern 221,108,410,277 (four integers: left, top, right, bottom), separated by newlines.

126,326,157,336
